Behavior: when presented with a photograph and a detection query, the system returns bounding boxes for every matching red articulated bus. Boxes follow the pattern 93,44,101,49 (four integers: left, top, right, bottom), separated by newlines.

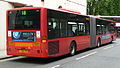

7,7,117,58
95,17,117,46
98,16,120,37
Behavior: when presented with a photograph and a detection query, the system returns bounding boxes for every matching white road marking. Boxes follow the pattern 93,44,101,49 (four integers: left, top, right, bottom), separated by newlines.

104,46,114,50
76,51,97,60
0,56,25,62
51,65,60,68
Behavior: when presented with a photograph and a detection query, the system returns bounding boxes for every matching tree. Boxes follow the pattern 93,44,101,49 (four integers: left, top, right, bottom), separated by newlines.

87,0,120,16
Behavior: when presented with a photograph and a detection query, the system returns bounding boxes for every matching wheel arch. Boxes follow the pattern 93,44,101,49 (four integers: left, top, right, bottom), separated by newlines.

98,37,101,41
97,37,101,46
70,40,77,50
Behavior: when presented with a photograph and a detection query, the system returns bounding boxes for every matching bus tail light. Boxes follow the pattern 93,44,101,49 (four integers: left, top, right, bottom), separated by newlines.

42,40,47,43
41,36,47,43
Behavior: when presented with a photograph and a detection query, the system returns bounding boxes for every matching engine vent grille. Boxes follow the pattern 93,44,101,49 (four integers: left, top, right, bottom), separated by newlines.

48,41,59,55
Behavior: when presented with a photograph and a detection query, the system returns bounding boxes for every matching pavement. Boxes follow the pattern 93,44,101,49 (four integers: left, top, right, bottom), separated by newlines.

0,49,11,59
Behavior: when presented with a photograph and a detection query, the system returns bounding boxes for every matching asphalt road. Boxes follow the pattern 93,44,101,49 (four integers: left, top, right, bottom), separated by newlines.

0,38,120,68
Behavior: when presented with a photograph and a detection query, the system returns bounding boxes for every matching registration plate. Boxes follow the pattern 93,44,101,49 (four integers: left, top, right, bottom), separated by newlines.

19,50,28,53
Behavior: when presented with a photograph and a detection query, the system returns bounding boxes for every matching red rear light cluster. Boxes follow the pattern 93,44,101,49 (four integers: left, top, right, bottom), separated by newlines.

41,36,47,43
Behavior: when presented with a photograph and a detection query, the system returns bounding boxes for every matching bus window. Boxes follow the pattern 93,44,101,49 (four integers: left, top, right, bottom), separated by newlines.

96,19,107,35
108,24,115,33
48,18,60,39
47,9,68,39
47,9,90,39
67,22,77,37
60,19,67,38
68,15,90,36
8,9,40,30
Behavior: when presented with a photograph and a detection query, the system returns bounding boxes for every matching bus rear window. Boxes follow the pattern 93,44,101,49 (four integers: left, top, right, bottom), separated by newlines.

8,9,40,30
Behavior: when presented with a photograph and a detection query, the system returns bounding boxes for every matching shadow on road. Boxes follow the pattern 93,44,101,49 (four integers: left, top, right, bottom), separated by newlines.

11,55,69,65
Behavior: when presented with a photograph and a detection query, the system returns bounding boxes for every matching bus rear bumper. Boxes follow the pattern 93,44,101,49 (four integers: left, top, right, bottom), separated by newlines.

7,49,62,58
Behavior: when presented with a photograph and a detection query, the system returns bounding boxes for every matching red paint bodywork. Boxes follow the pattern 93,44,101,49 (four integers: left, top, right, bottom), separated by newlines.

6,7,117,58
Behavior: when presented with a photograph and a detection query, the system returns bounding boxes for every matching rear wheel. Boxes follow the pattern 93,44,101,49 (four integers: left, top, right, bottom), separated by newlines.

70,42,76,56
97,39,101,47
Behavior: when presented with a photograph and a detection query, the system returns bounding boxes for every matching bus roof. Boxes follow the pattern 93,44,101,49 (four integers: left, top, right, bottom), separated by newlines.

7,7,89,17
92,16,116,23
7,7,115,23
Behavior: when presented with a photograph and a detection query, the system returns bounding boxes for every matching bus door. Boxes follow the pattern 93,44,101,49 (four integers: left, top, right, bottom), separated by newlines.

77,21,90,49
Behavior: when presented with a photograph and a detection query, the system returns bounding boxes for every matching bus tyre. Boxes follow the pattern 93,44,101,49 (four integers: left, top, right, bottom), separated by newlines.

70,42,76,56
97,39,101,47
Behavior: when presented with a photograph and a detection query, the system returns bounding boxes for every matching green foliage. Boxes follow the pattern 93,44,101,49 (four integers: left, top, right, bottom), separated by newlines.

87,0,120,16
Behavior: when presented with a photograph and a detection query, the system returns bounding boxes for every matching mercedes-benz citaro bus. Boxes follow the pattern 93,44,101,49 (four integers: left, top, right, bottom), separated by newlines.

7,7,117,58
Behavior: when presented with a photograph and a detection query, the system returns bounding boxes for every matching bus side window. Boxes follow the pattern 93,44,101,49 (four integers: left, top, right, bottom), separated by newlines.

67,24,76,37
48,22,55,39
48,18,60,39
68,29,75,37
78,23,86,36
60,19,67,38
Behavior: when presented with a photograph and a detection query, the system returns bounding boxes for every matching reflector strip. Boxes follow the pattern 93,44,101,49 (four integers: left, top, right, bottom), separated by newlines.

15,43,33,47
8,41,14,45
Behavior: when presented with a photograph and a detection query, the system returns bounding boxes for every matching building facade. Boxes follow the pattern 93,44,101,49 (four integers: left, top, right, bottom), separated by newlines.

0,1,14,50
44,0,87,15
